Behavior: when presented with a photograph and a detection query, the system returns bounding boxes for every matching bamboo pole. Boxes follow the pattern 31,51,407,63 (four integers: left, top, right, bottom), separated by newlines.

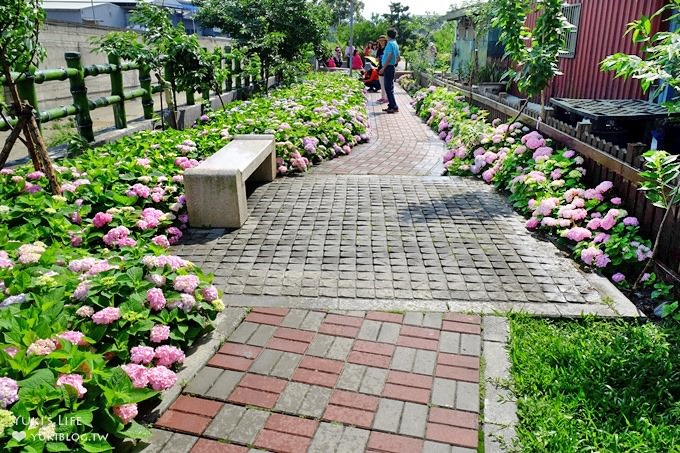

107,54,127,129
65,52,94,142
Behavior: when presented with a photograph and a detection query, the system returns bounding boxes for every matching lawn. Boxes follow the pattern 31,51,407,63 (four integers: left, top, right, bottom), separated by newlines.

509,317,680,452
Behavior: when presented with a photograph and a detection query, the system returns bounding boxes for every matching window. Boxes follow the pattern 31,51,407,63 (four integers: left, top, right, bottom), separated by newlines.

561,3,581,58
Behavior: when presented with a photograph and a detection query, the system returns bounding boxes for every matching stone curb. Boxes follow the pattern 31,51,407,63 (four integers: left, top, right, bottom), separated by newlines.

146,307,248,420
222,294,626,318
482,316,517,453
583,271,644,318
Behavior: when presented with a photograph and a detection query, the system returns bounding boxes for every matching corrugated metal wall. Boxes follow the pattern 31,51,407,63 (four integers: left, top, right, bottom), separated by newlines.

527,0,667,100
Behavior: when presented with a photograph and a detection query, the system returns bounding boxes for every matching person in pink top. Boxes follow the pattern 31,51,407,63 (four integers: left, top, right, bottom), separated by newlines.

351,49,363,70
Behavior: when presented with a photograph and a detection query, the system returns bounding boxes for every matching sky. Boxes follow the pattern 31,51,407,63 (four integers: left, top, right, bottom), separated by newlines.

361,0,458,18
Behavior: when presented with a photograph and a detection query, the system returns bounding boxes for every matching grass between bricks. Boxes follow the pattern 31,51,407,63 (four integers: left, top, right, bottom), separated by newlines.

509,316,680,452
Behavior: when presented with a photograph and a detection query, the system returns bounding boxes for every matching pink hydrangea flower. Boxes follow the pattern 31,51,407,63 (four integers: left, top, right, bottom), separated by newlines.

565,227,592,242
147,366,177,390
611,273,625,283
58,331,87,346
130,346,155,365
93,212,113,228
146,274,166,287
610,197,622,205
92,307,121,325
113,403,138,424
600,213,617,230
152,235,170,248
150,325,170,343
0,251,13,269
121,364,149,388
595,181,614,193
27,339,57,356
75,306,94,317
136,158,151,168
202,286,219,302
73,281,89,301
103,226,136,248
154,345,185,367
174,275,200,294
4,347,18,358
593,233,611,243
146,288,167,311
594,253,611,268
580,247,601,266
0,377,19,408
623,216,639,226
586,218,601,230
56,374,87,398
525,218,540,230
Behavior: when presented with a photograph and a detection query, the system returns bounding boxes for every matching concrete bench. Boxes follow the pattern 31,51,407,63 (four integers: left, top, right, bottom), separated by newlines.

184,134,276,228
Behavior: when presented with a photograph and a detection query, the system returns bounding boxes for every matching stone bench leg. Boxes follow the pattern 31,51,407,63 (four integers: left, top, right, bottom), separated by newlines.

184,170,247,228
249,146,276,182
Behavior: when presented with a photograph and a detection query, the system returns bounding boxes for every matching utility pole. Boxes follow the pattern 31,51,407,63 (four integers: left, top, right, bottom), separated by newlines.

348,0,354,77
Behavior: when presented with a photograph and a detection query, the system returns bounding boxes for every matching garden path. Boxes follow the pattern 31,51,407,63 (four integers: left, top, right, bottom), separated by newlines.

146,84,634,453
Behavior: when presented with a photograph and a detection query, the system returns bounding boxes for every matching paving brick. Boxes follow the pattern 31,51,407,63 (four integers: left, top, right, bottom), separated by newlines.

456,381,480,413
435,364,479,383
205,370,244,400
191,439,247,453
438,353,480,370
162,433,199,453
397,335,439,351
299,385,333,417
359,367,388,395
325,313,364,327
171,396,222,417
265,413,318,437
422,313,443,329
390,346,416,371
306,334,334,357
442,321,481,335
373,399,403,432
403,312,424,326
460,334,481,356
267,336,311,354
337,363,365,391
247,324,277,347
413,349,437,375
253,307,290,316
377,322,401,343
323,405,375,429
185,366,223,395
429,407,478,430
318,323,359,338
228,374,286,409
399,402,428,437
439,331,461,354
275,381,308,413
293,357,343,388
300,311,326,331
228,322,259,344
367,432,424,453
383,370,433,404
366,312,404,324
358,320,381,341
204,404,245,439
348,351,392,368
156,410,211,436
230,408,269,444
426,424,478,449
280,309,307,329
308,423,344,453
400,325,440,340
254,429,312,453
326,336,354,360
431,378,457,408
337,427,371,453
244,312,286,326
329,389,380,411
443,313,481,325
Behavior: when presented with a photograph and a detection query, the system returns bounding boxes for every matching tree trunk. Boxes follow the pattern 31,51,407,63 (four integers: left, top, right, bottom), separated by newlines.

634,202,677,288
0,115,28,168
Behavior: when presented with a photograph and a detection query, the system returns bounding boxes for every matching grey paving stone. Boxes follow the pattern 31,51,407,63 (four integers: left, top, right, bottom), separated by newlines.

399,402,428,437
391,346,416,371
337,427,370,453
299,385,333,417
482,316,509,343
248,324,277,346
229,321,258,343
404,312,424,326
281,309,307,328
377,322,401,343
301,311,326,330
423,440,452,453
307,334,334,357
373,399,403,432
184,366,222,395
275,381,307,413
326,336,354,361
271,351,302,379
206,370,243,400
249,349,282,375
308,422,344,453
359,367,388,395
456,381,480,413
358,320,381,341
231,408,269,444
431,378,457,408
413,349,437,375
337,363,365,391
423,312,443,329
439,331,461,354
204,404,245,439
461,334,481,356
138,429,173,452
164,433,198,453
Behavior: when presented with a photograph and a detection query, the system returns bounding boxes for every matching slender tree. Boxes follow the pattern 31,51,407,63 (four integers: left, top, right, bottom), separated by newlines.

0,0,60,193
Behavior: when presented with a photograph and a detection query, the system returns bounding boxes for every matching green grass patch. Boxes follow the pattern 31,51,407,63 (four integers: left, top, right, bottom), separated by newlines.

509,317,680,452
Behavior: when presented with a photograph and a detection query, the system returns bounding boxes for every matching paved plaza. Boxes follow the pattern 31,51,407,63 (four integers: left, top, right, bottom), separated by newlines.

148,85,636,452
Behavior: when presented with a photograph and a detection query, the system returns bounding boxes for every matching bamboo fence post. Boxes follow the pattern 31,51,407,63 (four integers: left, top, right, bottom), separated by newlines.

138,64,154,120
65,52,94,142
107,54,127,129
16,65,41,132
224,46,233,92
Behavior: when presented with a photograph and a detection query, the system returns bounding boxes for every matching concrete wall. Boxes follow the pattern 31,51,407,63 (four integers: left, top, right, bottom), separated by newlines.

34,21,230,110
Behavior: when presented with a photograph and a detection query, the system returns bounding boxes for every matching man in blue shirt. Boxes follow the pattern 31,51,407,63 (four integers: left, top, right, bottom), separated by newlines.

379,28,400,113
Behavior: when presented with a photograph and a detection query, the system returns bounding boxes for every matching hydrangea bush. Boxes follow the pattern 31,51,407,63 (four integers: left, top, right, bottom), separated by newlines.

0,72,368,450
409,85,655,287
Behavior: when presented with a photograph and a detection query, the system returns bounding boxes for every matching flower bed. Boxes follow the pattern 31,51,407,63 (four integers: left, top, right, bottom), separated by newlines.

0,72,368,450
406,84,676,311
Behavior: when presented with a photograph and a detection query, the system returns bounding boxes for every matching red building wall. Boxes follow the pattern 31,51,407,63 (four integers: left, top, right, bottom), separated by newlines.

527,0,667,100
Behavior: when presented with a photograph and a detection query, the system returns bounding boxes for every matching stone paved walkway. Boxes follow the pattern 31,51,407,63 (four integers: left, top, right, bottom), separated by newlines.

147,83,636,453
152,309,481,453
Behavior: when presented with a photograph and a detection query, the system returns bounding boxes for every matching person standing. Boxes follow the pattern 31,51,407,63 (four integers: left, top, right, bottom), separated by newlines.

351,49,363,70
333,47,343,67
375,36,387,103
379,28,400,113
344,44,354,68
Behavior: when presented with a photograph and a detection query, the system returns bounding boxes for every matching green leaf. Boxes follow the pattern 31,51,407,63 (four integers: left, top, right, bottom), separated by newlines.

120,421,152,440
